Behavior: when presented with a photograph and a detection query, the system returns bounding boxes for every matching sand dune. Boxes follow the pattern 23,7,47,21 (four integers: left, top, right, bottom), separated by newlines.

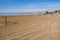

0,15,60,40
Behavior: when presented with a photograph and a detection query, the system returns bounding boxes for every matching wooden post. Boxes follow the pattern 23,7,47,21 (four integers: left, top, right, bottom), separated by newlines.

4,16,7,26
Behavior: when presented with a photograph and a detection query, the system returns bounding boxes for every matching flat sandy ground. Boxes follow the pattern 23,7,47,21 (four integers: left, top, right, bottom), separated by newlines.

0,15,60,40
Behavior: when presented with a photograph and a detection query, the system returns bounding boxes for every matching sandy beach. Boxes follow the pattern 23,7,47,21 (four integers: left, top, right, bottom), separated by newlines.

0,15,60,40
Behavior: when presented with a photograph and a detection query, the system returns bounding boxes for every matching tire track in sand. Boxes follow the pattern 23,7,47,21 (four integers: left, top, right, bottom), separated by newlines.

5,17,56,40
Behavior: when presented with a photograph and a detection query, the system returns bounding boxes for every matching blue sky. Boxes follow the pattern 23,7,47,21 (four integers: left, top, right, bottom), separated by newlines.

0,0,60,13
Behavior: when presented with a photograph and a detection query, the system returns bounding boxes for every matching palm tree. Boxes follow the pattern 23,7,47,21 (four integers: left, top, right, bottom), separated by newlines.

55,10,57,13
57,10,60,14
45,11,49,14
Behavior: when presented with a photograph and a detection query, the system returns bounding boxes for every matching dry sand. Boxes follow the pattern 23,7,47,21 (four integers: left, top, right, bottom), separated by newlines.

0,15,60,40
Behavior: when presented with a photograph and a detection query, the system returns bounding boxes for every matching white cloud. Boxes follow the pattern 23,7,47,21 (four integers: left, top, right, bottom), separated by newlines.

0,2,60,13
0,9,41,13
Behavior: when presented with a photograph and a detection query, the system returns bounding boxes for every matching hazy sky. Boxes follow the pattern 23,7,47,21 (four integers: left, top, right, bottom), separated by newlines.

0,0,60,13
